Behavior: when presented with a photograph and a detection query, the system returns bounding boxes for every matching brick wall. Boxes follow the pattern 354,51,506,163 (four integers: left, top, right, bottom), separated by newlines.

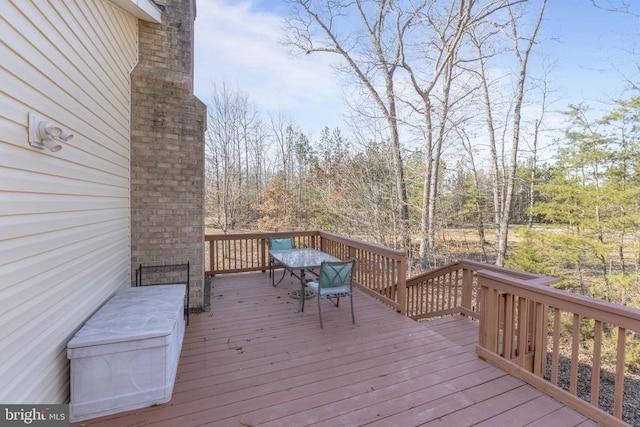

131,0,207,310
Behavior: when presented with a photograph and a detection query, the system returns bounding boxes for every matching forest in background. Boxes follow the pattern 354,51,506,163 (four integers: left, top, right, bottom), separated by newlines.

204,1,640,310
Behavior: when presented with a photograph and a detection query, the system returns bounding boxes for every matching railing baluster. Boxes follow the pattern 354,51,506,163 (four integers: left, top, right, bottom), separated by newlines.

570,313,580,395
517,296,528,367
551,307,561,385
504,293,514,359
533,302,547,376
591,320,603,406
614,327,626,418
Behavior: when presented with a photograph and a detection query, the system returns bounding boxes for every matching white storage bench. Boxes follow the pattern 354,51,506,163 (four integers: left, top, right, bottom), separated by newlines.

67,285,186,422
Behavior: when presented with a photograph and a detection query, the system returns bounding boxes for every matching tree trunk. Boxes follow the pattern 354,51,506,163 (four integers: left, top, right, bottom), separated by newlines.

285,0,414,259
496,0,546,266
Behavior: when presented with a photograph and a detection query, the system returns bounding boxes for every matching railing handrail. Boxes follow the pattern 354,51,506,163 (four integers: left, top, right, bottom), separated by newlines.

459,259,559,283
406,259,558,288
317,230,405,260
477,269,640,331
406,263,464,286
205,230,319,241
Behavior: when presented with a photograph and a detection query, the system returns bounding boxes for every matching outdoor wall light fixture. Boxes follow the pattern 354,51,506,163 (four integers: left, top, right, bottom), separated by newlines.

28,112,73,152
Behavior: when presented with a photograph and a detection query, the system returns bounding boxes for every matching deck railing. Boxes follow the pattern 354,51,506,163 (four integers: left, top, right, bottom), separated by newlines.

404,259,557,321
206,231,640,426
205,230,406,311
205,230,320,274
476,269,640,427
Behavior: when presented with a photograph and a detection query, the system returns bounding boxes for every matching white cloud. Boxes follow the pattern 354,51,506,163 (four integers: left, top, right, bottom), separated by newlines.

194,0,348,135
193,0,640,146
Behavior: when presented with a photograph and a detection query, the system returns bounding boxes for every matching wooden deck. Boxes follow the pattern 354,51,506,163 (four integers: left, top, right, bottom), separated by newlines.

73,272,599,427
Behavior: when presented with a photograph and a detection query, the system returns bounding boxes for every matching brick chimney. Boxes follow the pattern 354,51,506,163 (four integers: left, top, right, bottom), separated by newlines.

130,0,207,311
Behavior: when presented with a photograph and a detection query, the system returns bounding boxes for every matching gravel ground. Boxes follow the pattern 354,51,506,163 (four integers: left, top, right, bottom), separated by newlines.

545,353,640,426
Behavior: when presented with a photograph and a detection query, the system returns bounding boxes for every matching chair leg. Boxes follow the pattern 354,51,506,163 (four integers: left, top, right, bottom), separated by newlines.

270,258,287,287
273,268,286,287
350,295,355,324
326,296,340,308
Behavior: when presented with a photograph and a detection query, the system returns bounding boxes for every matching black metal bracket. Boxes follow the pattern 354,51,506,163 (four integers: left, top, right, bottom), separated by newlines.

135,262,190,325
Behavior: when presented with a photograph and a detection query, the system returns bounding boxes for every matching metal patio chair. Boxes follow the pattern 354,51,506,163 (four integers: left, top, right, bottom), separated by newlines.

304,259,357,328
268,237,293,286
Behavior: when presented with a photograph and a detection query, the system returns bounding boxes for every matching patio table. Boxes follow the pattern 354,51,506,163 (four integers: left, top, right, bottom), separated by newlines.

268,248,340,312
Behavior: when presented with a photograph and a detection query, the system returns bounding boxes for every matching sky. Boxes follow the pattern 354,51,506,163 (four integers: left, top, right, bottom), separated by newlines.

193,0,640,140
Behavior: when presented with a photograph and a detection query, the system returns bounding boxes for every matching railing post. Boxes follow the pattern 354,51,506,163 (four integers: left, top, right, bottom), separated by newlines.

462,267,473,313
397,252,407,315
209,240,216,276
260,238,267,272
478,276,499,353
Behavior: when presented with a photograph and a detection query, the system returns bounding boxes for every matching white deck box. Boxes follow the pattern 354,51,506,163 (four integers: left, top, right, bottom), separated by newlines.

67,285,186,422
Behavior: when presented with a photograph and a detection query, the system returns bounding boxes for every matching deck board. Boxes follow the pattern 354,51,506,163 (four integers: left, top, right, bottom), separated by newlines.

72,271,597,427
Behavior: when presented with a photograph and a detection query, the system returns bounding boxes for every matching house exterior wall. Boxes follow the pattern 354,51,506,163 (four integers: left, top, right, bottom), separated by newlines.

130,0,206,311
0,0,151,404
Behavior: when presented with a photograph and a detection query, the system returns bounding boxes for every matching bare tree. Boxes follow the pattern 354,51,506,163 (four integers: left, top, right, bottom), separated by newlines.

459,128,489,262
468,26,505,227
206,82,245,232
496,0,547,266
205,82,268,231
393,0,528,265
526,64,554,229
239,103,268,212
399,1,493,258
342,139,398,244
283,0,421,256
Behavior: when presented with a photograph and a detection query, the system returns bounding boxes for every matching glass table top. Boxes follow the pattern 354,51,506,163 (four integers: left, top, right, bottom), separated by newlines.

269,248,340,269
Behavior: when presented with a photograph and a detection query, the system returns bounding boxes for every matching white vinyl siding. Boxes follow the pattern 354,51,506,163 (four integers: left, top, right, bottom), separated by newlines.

0,0,138,403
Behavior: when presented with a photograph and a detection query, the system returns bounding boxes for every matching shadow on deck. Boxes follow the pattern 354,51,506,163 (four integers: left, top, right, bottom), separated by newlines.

73,271,598,426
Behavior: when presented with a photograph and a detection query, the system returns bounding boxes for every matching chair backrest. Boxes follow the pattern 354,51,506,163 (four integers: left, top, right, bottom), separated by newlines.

319,259,356,288
269,237,293,251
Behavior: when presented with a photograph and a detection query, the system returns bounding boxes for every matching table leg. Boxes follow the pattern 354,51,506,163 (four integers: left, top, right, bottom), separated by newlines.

298,269,306,313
